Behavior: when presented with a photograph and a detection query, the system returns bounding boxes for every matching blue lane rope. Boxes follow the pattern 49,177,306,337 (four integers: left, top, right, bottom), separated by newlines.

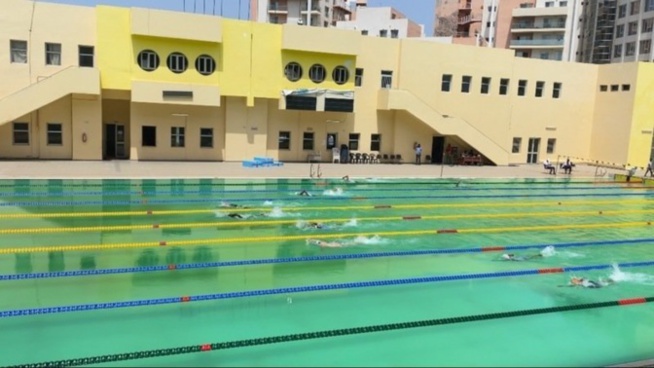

1,191,654,208
2,237,654,282
0,185,636,198
2,259,654,318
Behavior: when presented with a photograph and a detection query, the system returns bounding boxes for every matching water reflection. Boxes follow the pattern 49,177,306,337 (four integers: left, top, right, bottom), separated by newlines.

14,253,33,274
48,251,65,272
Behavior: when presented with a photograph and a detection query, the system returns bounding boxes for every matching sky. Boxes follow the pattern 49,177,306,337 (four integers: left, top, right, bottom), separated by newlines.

42,0,435,33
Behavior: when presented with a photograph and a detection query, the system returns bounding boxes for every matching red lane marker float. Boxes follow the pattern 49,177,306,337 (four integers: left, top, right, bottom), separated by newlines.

152,224,160,229
618,297,647,306
374,205,392,209
538,268,564,274
200,344,212,352
146,210,153,215
402,216,422,220
159,241,167,246
315,182,328,186
352,196,367,200
168,264,176,270
181,296,190,302
481,246,506,252
437,229,458,234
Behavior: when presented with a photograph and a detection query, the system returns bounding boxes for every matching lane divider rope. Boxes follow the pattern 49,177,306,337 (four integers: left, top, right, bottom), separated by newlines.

1,191,653,208
2,260,654,319
3,237,654,281
0,198,648,219
8,295,652,367
4,208,653,235
1,220,652,254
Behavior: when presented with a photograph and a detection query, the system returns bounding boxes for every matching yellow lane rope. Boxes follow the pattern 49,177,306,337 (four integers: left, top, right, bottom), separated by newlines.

0,220,650,255
0,208,653,235
0,198,650,219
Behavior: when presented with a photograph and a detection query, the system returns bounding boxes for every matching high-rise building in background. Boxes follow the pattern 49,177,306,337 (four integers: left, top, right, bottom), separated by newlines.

577,0,617,64
336,2,425,38
250,0,353,27
434,0,484,45
609,0,654,63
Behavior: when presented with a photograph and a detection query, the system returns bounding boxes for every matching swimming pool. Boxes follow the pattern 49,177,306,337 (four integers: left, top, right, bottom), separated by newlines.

1,177,654,367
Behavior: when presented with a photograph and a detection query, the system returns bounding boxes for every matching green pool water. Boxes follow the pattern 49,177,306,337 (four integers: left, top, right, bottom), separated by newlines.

1,178,654,367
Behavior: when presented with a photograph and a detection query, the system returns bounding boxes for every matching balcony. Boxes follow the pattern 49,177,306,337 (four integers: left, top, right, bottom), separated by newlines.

458,15,481,25
512,21,566,29
333,0,352,13
460,1,472,10
301,4,321,13
509,38,564,47
268,3,288,13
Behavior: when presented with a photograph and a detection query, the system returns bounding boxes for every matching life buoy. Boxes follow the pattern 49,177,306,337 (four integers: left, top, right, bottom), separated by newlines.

82,133,88,143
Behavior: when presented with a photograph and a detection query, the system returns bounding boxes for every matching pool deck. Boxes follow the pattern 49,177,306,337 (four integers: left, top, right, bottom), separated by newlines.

0,160,633,180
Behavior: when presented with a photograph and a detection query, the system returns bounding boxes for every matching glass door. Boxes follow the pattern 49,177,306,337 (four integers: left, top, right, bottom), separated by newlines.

116,125,126,159
527,138,540,164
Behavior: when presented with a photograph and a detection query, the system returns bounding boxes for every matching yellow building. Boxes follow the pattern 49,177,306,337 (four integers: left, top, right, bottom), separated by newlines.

1,0,652,167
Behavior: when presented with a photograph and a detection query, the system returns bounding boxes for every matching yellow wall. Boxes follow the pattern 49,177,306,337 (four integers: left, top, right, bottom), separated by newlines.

97,6,132,90
629,63,654,166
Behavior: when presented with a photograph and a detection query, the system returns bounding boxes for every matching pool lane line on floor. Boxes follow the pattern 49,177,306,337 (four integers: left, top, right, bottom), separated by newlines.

3,237,653,281
1,198,649,219
2,191,654,208
0,185,647,198
1,220,652,254
2,208,654,235
9,296,652,368
2,260,653,319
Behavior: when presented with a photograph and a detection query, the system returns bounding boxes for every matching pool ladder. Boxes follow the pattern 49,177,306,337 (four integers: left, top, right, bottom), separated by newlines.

310,164,322,178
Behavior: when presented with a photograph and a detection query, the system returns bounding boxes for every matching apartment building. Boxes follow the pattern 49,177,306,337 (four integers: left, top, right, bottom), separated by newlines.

251,0,353,26
2,0,654,167
577,0,617,64
434,0,484,45
336,5,425,38
611,0,654,62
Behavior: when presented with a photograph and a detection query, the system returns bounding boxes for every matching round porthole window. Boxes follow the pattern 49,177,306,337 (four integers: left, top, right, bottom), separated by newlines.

284,62,303,82
309,64,327,84
195,55,216,76
167,52,188,74
332,66,349,85
137,50,160,72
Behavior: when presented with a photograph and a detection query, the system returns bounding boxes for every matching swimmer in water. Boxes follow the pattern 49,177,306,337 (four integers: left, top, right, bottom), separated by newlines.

567,276,615,289
501,253,543,261
228,212,268,219
219,201,249,209
297,190,312,197
306,239,344,248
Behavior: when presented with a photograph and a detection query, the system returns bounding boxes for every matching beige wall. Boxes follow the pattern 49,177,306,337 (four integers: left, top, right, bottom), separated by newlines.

0,0,96,99
130,102,225,161
72,96,102,160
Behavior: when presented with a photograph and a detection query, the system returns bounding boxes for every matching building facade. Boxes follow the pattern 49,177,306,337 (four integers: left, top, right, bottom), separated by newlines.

336,5,425,38
250,0,353,27
1,0,654,167
610,0,654,62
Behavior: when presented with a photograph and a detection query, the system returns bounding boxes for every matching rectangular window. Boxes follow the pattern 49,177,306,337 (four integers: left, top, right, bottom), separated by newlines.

379,29,388,37
171,127,185,147
278,131,290,150
614,44,623,57
47,123,62,145
626,42,636,56
481,77,491,94
622,84,631,91
546,138,556,154
499,78,509,95
45,43,61,66
518,80,527,96
302,132,314,151
616,24,625,38
78,45,94,67
631,0,641,15
370,134,381,151
349,133,360,151
142,126,156,147
461,75,472,93
600,85,608,92
647,0,654,11
619,4,627,18
381,70,393,88
641,39,652,54
512,137,522,153
200,128,213,148
552,82,562,98
10,40,27,63
355,68,364,87
13,122,29,145
361,30,368,35
628,21,639,35
643,18,654,32
441,74,452,92
390,29,399,38
611,84,620,91
535,81,545,97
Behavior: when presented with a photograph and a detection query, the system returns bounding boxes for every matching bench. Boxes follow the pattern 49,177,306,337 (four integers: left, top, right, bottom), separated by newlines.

460,156,483,166
307,151,321,163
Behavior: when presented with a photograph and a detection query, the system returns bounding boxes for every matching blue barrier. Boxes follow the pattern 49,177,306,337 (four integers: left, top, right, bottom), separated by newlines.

2,260,654,318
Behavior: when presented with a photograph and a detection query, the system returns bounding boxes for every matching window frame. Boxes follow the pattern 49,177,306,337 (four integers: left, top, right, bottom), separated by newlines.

461,75,472,93
13,122,30,145
10,40,28,64
138,50,160,72
45,43,62,66
552,82,562,98
481,77,491,94
381,70,393,88
370,134,381,152
78,45,94,67
499,78,510,95
200,128,213,148
518,80,527,96
46,123,63,146
309,64,327,84
302,132,315,151
441,74,452,92
284,62,303,82
171,126,185,148
142,126,157,147
546,138,556,154
195,55,216,76
348,133,360,151
332,66,350,85
535,81,545,98
355,68,364,87
512,137,522,153
278,131,291,150
167,52,188,74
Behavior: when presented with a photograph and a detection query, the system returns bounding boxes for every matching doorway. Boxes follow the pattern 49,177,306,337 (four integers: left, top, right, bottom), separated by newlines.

527,137,540,164
105,124,127,159
431,136,445,164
